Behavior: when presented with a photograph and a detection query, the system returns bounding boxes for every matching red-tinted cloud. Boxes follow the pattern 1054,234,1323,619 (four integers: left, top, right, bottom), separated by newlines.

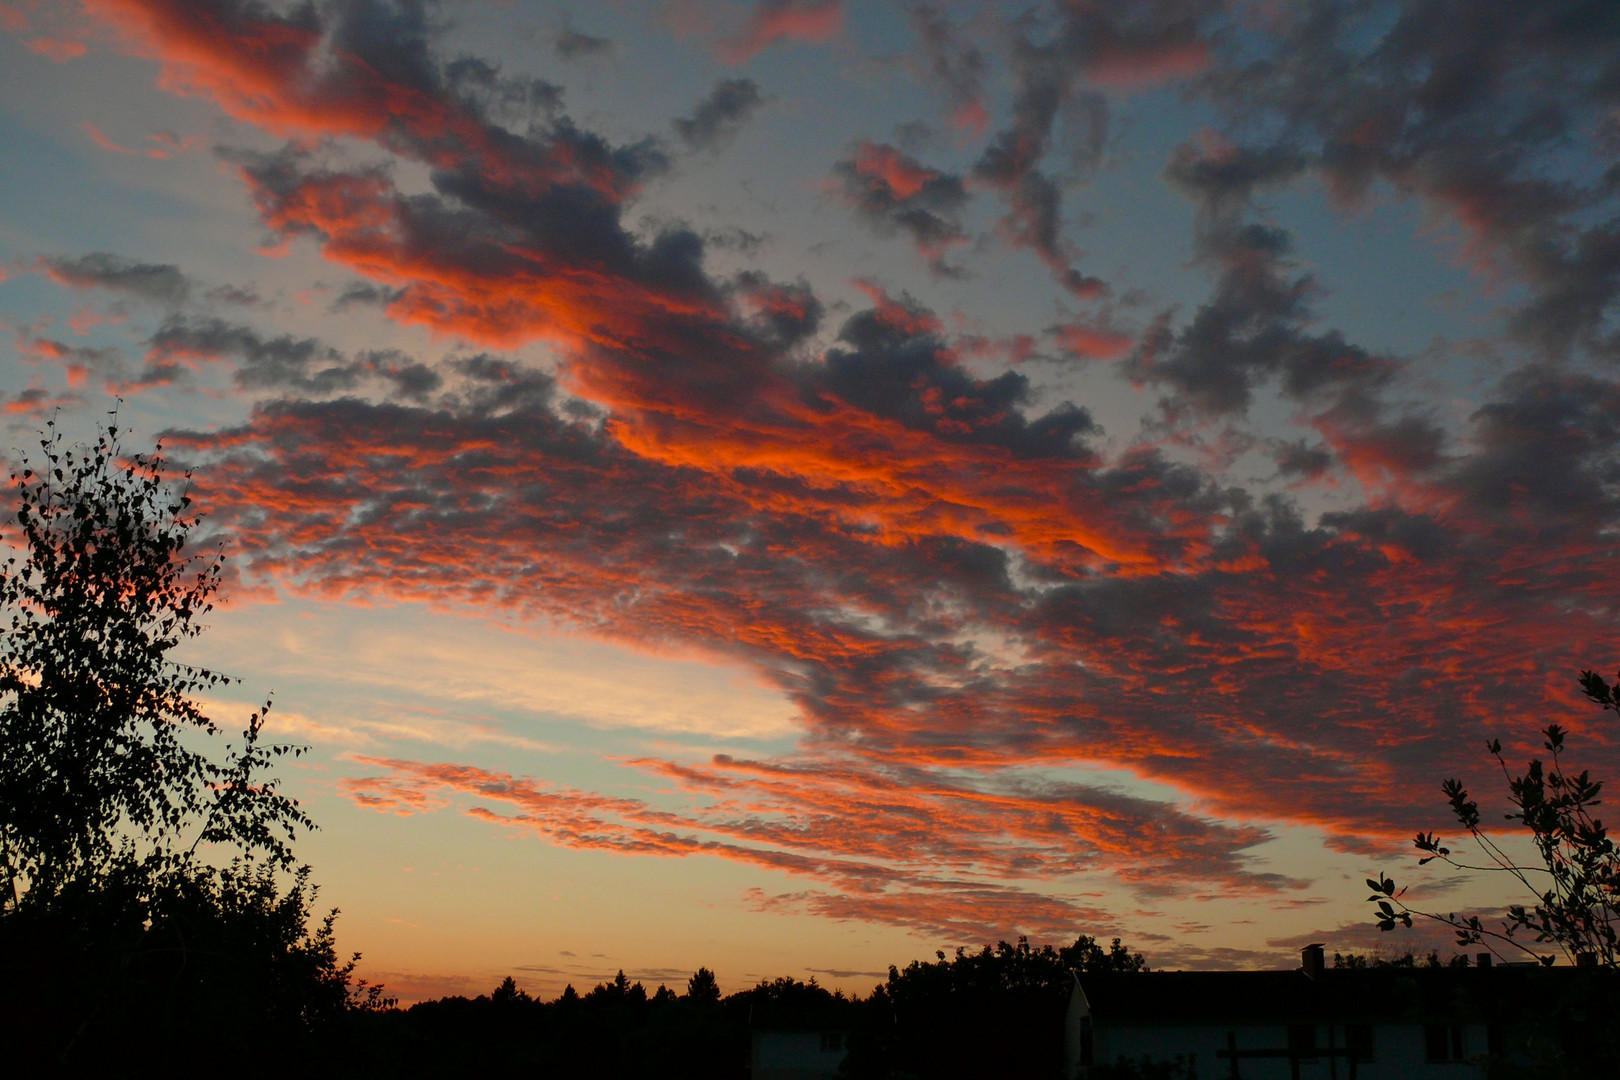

340,751,1280,940
0,3,29,34
3,385,84,417
27,35,87,61
1055,321,1134,361
832,143,970,276
1084,35,1208,90
720,0,843,64
81,121,142,155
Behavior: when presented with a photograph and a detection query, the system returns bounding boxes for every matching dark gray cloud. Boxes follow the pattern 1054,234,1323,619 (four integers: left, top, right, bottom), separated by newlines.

970,52,1100,293
330,280,405,312
1119,133,1402,421
204,283,260,306
148,316,353,394
729,271,822,351
1,386,84,421
145,316,440,401
702,225,769,256
554,25,612,60
15,333,129,389
818,296,1096,459
39,251,258,311
357,348,443,401
39,252,191,306
444,55,564,120
831,142,969,276
1126,220,1398,417
1161,140,1309,224
965,0,1221,296
233,130,693,320
448,353,556,414
909,4,989,132
1447,366,1620,528
1198,0,1620,363
673,78,765,151
1271,438,1334,482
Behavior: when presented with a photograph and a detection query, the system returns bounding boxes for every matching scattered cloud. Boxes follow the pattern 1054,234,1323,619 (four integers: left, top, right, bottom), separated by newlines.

719,0,843,64
339,750,1286,940
39,251,191,306
831,142,969,276
673,77,765,151
554,23,612,61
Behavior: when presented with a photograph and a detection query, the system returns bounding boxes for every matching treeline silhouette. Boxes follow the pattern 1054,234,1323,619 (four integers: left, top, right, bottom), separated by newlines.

323,935,1147,1079
3,905,1141,1077
1,860,378,1072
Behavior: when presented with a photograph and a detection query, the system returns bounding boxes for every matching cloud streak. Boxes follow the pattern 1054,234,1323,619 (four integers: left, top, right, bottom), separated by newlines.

341,749,1284,939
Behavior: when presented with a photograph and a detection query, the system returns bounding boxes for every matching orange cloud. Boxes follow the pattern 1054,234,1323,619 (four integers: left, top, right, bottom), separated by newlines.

81,121,139,155
27,35,87,61
720,0,843,64
337,749,1284,939
1055,322,1135,362
850,142,940,201
1086,38,1209,90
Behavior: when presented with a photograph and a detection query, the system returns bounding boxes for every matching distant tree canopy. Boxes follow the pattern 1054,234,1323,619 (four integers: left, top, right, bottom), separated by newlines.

1333,950,1464,969
842,935,1145,1079
331,937,1146,1079
0,422,377,1072
342,968,804,1079
687,966,722,1004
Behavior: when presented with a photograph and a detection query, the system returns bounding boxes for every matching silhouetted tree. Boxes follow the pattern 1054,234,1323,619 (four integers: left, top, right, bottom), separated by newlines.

687,966,722,1003
1361,670,1620,1078
0,420,377,1070
1368,669,1619,968
0,420,312,905
491,975,530,1005
843,935,1146,1079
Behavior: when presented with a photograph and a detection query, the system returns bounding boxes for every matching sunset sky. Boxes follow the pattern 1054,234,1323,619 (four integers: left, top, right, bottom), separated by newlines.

3,0,1619,1001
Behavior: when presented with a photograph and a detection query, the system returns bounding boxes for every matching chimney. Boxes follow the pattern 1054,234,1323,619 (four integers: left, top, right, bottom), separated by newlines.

1476,953,1492,969
1301,943,1325,980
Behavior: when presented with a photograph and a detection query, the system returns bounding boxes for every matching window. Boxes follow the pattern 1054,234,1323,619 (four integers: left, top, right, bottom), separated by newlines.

820,1031,843,1053
1425,1024,1466,1062
1346,1024,1375,1063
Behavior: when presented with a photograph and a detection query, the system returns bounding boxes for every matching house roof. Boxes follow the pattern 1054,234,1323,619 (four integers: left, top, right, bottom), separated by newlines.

1074,967,1613,1026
